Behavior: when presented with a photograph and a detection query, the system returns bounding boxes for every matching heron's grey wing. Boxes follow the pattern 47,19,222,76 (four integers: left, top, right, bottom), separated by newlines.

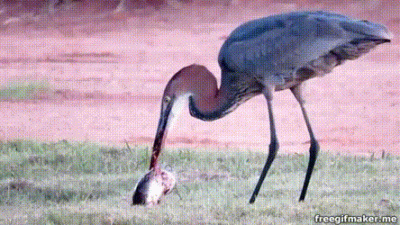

218,11,391,85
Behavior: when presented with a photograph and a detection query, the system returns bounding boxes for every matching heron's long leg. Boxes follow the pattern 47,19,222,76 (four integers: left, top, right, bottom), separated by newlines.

249,86,279,204
291,85,319,201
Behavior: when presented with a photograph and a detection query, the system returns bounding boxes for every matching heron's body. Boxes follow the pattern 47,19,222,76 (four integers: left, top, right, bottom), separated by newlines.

190,11,390,120
132,11,391,205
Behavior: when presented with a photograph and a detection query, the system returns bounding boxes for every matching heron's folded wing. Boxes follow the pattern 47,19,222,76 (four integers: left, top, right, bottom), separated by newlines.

218,11,390,81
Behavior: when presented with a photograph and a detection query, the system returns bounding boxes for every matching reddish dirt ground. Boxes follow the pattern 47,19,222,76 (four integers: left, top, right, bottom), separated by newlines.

0,2,399,156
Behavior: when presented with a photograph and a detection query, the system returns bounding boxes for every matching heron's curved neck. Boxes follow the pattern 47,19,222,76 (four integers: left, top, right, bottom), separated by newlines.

189,87,233,121
182,67,235,121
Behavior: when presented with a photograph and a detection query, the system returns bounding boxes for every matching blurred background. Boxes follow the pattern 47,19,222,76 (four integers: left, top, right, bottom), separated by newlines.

0,0,399,155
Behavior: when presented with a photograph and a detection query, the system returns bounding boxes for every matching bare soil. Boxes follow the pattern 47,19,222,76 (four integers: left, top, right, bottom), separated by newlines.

0,1,399,155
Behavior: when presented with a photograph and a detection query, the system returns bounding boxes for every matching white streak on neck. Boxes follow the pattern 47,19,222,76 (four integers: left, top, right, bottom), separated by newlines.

168,93,191,130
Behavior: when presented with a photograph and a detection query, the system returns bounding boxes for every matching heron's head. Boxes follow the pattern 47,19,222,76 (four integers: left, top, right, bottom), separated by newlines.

152,64,218,156
160,64,218,123
163,64,217,102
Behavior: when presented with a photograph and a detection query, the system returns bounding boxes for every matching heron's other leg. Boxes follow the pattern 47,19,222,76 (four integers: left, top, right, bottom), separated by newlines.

290,85,319,202
249,86,279,204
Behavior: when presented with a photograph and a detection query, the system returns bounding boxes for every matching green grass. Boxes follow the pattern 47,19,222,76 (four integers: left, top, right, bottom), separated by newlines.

0,81,52,100
0,140,399,224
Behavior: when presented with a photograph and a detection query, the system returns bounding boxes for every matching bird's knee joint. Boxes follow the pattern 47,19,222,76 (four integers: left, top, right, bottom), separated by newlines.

311,139,319,148
310,139,320,154
269,140,280,151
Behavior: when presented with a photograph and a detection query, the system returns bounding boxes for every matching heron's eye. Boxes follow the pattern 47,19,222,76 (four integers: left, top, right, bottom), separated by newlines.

163,96,172,104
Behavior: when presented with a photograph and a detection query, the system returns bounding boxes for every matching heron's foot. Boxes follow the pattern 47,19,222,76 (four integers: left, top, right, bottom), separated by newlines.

131,168,176,206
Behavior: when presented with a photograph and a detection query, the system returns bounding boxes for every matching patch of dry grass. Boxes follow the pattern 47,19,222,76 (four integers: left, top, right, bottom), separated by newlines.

0,141,399,224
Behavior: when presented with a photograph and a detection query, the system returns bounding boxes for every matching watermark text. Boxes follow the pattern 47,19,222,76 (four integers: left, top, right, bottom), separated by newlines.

315,214,398,224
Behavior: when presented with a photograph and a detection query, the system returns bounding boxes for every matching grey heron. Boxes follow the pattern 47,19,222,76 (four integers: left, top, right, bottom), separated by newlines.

132,11,391,205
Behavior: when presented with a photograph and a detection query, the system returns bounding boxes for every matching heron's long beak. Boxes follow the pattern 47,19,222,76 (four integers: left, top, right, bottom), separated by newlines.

149,101,173,170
